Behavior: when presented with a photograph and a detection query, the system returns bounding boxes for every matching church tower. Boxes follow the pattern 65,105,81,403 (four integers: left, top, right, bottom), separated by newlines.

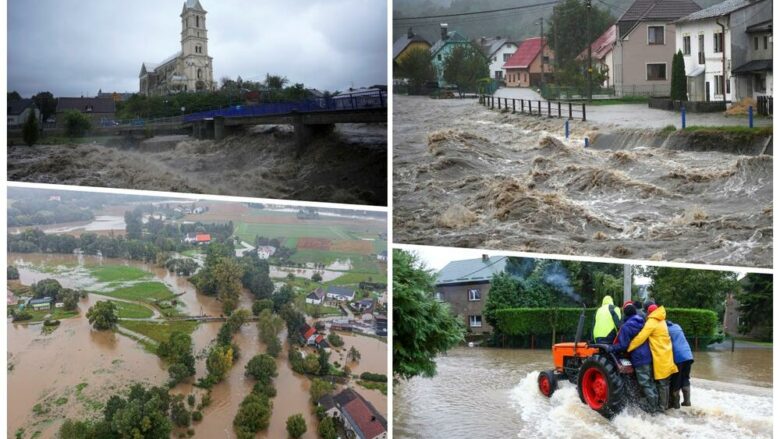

180,0,213,91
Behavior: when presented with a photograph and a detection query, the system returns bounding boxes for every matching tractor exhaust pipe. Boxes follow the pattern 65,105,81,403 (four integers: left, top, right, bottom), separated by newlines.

573,302,586,355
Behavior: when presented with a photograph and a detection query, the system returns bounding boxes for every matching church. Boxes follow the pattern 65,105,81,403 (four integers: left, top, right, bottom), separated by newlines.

139,0,215,96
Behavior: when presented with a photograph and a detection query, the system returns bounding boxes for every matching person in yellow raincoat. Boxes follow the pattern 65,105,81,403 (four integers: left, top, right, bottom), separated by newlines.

627,304,678,411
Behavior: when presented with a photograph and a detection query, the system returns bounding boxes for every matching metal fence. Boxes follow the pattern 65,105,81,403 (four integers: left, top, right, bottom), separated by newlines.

542,84,671,100
757,95,773,116
480,95,587,121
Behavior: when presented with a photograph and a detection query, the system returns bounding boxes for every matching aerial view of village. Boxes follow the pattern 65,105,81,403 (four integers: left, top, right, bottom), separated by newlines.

393,245,772,438
7,0,388,206
392,0,773,266
7,187,388,438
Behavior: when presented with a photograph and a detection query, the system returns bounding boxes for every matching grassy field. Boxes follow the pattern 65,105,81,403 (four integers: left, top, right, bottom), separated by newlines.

325,272,383,286
235,222,353,243
357,380,387,395
118,320,198,344
89,265,150,283
100,282,174,302
180,249,202,258
112,301,154,319
22,308,80,323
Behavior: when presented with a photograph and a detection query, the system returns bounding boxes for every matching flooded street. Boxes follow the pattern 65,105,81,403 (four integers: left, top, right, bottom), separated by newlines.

393,96,772,267
8,123,387,206
393,347,772,439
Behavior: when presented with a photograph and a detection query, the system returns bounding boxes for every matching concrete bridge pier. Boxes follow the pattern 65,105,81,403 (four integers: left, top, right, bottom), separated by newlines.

293,114,335,155
214,116,225,141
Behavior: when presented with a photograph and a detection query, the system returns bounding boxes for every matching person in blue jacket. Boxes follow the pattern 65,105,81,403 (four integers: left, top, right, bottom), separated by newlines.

667,320,694,408
608,301,659,412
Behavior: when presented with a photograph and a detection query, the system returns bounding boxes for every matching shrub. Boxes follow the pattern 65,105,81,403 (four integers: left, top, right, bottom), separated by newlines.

326,333,344,348
359,372,387,383
286,414,307,438
192,411,203,422
22,109,39,146
7,266,19,280
63,110,91,137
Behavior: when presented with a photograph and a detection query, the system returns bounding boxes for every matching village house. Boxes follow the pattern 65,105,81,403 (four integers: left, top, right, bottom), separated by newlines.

612,0,701,96
375,314,387,336
674,0,771,103
477,36,518,82
96,89,133,102
305,287,325,305
435,255,508,334
731,19,772,101
326,285,356,302
502,37,554,88
318,388,387,439
183,233,211,244
299,323,329,349
430,24,472,86
355,298,374,313
376,250,387,262
55,97,116,128
140,0,215,96
8,99,41,127
393,28,432,70
26,297,53,311
580,25,618,88
256,245,277,260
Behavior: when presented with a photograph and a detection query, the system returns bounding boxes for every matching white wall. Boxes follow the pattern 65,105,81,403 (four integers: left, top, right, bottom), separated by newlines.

676,19,733,102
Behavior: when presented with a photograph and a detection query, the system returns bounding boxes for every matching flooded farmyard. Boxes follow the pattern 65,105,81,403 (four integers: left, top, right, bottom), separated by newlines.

393,95,772,267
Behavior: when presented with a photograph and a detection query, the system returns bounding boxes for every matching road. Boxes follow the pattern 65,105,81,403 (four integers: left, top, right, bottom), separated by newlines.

492,87,772,129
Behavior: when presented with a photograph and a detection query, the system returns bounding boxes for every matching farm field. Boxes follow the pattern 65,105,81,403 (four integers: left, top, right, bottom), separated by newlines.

117,320,198,344
98,282,175,302
111,300,155,319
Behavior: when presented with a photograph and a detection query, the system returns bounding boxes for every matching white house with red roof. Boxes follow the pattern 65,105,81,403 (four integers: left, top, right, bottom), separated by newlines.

502,37,555,88
579,25,618,87
183,233,211,244
318,388,387,439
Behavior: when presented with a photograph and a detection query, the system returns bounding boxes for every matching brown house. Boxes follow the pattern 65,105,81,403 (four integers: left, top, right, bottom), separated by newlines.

503,37,554,88
55,97,117,128
435,255,508,334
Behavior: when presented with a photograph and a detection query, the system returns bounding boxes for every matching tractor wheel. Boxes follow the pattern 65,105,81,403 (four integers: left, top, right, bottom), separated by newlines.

538,370,557,397
576,354,628,419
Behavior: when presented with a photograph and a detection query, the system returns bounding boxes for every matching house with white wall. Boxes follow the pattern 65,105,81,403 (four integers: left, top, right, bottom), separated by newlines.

674,0,772,102
477,37,518,82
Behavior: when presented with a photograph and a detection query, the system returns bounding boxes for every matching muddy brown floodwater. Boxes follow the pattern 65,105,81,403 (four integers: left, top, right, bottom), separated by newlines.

393,96,772,267
8,123,387,206
393,347,773,439
8,253,386,438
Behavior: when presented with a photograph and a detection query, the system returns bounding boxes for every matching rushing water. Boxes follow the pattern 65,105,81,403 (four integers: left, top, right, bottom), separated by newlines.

393,96,772,267
393,347,773,439
8,253,386,438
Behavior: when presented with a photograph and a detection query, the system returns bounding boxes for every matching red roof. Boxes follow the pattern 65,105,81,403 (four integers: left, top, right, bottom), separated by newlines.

195,233,211,242
315,335,325,343
343,397,386,438
578,25,616,61
503,37,546,69
303,327,316,339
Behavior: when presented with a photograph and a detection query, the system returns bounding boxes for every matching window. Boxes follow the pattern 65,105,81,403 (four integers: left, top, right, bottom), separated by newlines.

764,36,768,50
646,63,667,80
648,26,665,45
197,68,202,79
698,34,705,64
714,75,728,96
468,288,481,301
434,291,443,301
754,73,766,93
196,16,200,28
683,36,691,55
469,315,483,328
503,53,512,62
713,32,723,53
754,36,759,50
542,55,550,64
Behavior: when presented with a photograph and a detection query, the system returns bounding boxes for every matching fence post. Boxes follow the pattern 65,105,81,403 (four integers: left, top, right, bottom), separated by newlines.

565,120,569,139
584,137,589,148
498,98,501,110
520,99,524,113
681,105,686,129
491,96,495,109
547,101,551,118
568,102,573,119
581,103,586,121
537,101,541,116
558,101,561,118
748,105,754,128
512,99,516,114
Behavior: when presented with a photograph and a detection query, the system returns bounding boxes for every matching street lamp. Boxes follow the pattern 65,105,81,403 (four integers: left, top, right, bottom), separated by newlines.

586,0,592,102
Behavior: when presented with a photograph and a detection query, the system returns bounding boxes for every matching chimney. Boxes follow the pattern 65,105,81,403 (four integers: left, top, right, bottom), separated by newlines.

407,27,414,39
441,23,449,40
371,416,376,422
482,254,489,263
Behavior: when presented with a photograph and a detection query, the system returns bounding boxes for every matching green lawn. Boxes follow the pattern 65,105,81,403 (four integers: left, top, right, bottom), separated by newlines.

19,308,80,323
181,249,202,258
89,265,151,283
325,272,382,286
356,380,387,395
112,301,154,319
118,320,198,344
235,222,351,242
583,96,649,106
100,282,174,302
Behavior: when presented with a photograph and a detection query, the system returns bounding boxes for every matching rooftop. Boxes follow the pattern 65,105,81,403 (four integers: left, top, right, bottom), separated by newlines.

393,30,432,59
619,0,701,23
327,286,355,297
8,98,35,116
477,36,515,58
503,37,546,69
676,0,763,23
579,25,617,60
56,97,116,114
430,30,469,56
436,256,507,286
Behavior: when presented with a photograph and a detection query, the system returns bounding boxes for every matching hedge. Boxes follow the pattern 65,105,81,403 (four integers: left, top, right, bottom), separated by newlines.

359,372,387,383
495,307,718,340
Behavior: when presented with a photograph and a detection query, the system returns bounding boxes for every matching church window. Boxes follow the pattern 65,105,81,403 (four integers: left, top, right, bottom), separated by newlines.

198,69,202,79
196,16,200,28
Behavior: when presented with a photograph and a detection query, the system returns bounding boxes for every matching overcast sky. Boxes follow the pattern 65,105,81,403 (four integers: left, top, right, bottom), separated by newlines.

8,0,387,97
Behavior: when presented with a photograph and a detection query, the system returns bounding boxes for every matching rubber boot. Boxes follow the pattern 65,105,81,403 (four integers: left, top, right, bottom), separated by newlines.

669,389,681,409
681,386,691,406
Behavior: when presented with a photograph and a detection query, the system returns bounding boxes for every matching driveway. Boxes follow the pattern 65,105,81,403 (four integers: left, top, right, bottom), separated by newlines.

492,87,771,129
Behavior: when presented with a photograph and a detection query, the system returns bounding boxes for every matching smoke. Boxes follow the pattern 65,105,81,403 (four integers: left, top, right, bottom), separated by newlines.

542,262,582,303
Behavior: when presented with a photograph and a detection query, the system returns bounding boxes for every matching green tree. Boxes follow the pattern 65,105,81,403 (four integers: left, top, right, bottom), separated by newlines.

286,414,307,438
22,108,39,146
347,346,361,363
157,332,193,363
86,301,118,330
397,47,436,93
265,73,289,90
60,288,80,311
215,258,244,314
233,392,272,435
170,395,191,427
206,344,234,384
312,272,323,282
671,50,688,101
643,266,739,313
546,0,614,71
32,91,57,122
483,272,521,329
309,378,334,403
7,265,20,280
8,91,21,102
32,278,63,299
737,273,772,339
442,44,489,95
394,250,464,379
245,354,278,383
303,354,321,375
63,110,91,137
252,299,273,316
318,417,338,439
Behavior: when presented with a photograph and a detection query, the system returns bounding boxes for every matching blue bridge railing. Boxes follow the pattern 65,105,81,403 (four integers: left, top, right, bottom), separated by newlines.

182,90,387,123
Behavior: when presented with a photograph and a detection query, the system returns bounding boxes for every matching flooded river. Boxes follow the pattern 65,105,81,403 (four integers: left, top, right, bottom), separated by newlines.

393,96,772,267
8,253,386,437
393,347,773,439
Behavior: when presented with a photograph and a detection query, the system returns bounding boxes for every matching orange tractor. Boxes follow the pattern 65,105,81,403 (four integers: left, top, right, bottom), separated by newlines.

537,306,648,418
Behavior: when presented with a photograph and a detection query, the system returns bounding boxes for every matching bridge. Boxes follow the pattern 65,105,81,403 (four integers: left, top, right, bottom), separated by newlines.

15,90,388,154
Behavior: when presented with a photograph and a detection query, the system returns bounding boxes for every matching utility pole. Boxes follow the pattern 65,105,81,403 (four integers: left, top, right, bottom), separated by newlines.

623,265,632,304
586,0,593,101
540,18,546,90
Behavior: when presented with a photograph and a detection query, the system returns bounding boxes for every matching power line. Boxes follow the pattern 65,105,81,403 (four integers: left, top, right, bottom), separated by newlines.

393,1,560,21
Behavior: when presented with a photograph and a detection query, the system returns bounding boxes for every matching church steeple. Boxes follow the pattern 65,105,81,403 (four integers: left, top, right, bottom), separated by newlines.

181,0,208,57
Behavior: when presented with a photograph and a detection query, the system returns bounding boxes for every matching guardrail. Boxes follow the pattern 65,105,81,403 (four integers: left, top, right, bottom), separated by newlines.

480,95,587,121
